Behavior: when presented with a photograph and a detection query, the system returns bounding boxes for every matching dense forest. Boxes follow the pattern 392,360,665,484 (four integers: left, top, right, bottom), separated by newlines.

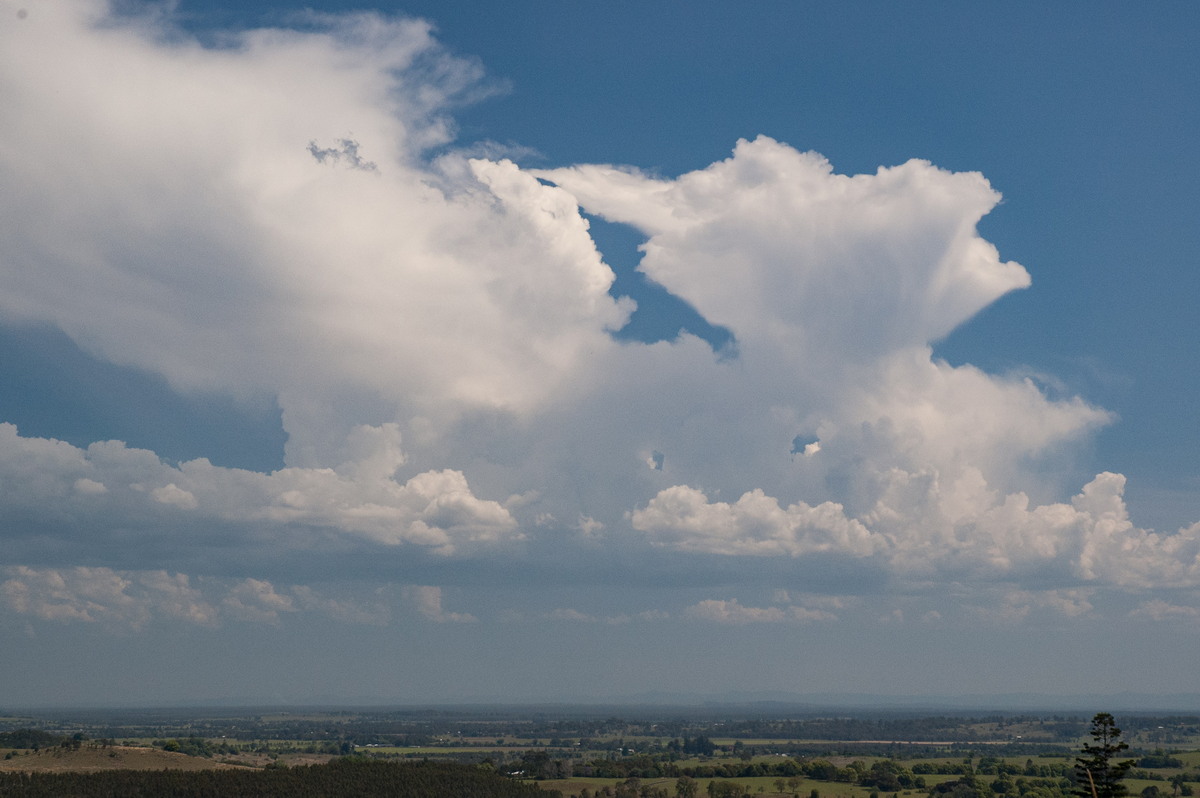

0,758,557,798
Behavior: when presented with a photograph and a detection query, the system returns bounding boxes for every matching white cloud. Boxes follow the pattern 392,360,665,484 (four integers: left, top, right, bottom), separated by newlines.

73,477,107,495
542,608,656,625
0,566,381,629
1130,599,1200,622
1072,480,1200,588
686,599,784,624
576,515,605,536
0,0,1196,631
292,585,391,626
151,483,199,510
221,578,296,624
537,137,1031,360
0,422,519,556
685,598,836,625
0,0,630,472
632,485,877,557
403,585,477,623
0,566,149,627
631,470,1200,592
137,571,220,627
975,588,1095,623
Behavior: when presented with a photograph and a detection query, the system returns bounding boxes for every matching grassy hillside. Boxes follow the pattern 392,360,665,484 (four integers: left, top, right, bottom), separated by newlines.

0,745,249,773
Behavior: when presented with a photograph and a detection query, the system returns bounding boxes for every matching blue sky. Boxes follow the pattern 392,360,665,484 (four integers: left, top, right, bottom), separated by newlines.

1,0,1198,707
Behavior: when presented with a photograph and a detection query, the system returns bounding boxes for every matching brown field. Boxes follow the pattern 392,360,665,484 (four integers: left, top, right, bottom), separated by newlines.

0,745,252,773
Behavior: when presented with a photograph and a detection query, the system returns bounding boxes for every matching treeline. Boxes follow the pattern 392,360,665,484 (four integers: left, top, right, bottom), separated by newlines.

0,713,1061,748
505,746,1080,782
13,712,1200,750
513,752,932,785
0,758,557,798
912,758,1071,777
926,771,1196,798
1122,719,1200,745
511,750,1196,798
1139,751,1186,769
726,717,1078,743
0,732,64,751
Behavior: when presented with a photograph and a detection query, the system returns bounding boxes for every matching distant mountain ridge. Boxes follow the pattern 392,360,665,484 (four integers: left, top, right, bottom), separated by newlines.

12,690,1200,714
612,690,1200,713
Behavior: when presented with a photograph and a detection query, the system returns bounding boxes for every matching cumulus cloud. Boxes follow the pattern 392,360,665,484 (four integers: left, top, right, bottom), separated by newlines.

976,588,1096,623
0,0,1197,634
542,608,666,624
0,566,383,629
0,422,519,556
73,477,107,495
685,598,837,625
221,578,297,624
151,483,199,510
632,470,1200,593
1,566,152,627
292,585,391,626
0,0,630,471
1131,599,1200,622
138,571,220,627
403,585,477,623
631,485,877,558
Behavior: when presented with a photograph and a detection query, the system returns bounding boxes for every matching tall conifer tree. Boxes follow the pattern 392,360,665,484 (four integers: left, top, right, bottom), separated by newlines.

1075,713,1134,798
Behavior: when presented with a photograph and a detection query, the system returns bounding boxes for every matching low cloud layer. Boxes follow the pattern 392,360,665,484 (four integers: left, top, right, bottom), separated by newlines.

0,423,519,556
633,472,1200,591
0,565,392,628
0,0,1198,642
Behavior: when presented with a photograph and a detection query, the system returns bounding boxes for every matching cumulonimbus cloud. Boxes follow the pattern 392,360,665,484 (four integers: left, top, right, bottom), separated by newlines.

0,0,1197,628
0,0,631,469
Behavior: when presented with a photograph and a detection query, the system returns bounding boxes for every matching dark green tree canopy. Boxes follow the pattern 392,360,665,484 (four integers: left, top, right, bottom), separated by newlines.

1074,713,1134,798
